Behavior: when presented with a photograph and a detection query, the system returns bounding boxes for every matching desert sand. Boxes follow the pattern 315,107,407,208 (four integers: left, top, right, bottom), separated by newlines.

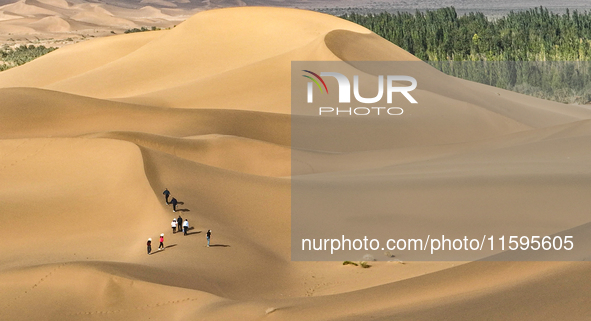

0,6,590,320
0,0,191,47
0,0,331,45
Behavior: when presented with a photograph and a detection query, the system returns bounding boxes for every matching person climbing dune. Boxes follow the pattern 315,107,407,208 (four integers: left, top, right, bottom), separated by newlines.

163,188,170,205
171,197,178,212
147,238,152,255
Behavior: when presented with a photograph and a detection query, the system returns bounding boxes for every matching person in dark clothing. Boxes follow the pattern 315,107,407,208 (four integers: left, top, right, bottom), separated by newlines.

147,238,152,255
171,197,178,212
206,230,211,247
163,188,170,205
177,215,183,232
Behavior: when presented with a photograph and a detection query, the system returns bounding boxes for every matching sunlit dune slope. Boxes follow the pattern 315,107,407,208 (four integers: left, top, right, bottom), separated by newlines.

0,138,165,269
1,6,591,321
0,31,163,88
0,7,371,96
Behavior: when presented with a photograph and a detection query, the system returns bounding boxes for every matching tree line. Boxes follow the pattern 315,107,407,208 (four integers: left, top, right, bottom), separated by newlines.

0,45,56,71
342,7,591,104
124,26,160,34
341,6,591,61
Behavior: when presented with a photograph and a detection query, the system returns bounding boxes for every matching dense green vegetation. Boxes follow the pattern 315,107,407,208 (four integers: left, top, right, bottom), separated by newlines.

0,26,161,72
341,6,591,61
342,7,591,104
0,45,57,71
431,61,591,104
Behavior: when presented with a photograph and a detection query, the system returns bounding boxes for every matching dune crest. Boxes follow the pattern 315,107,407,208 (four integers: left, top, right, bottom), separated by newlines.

29,15,70,32
36,0,70,8
0,0,57,16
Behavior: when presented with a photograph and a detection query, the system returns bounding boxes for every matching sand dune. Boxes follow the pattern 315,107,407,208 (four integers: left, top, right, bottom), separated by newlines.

36,0,69,9
140,0,179,8
41,8,371,98
1,6,590,321
71,10,137,28
0,10,21,20
0,21,32,32
91,131,292,177
29,15,70,32
0,0,189,41
0,0,57,16
134,5,178,18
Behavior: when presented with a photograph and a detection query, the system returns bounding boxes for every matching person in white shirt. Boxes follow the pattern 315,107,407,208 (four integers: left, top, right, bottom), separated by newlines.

171,219,177,234
183,219,189,235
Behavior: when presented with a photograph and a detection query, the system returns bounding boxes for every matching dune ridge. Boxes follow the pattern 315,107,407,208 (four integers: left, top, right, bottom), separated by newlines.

1,7,590,320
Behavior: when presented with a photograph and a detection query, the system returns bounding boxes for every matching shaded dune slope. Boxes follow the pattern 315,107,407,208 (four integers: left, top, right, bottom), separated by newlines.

0,87,290,145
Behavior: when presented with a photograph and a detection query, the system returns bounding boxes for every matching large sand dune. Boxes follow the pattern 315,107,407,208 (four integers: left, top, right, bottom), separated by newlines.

1,7,590,320
0,0,189,42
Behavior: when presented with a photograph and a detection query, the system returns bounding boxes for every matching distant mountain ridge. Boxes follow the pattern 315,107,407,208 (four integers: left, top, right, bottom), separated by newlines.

0,0,320,9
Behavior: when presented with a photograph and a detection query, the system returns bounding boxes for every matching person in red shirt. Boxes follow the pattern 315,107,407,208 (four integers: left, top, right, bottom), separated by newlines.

159,234,164,250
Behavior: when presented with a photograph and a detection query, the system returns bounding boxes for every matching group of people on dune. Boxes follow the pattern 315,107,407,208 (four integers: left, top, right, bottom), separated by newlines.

171,215,190,235
146,188,212,255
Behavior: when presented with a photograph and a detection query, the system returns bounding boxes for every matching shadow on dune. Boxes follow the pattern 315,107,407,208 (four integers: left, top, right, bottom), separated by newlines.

209,244,230,247
149,244,177,255
176,208,190,212
186,230,201,235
